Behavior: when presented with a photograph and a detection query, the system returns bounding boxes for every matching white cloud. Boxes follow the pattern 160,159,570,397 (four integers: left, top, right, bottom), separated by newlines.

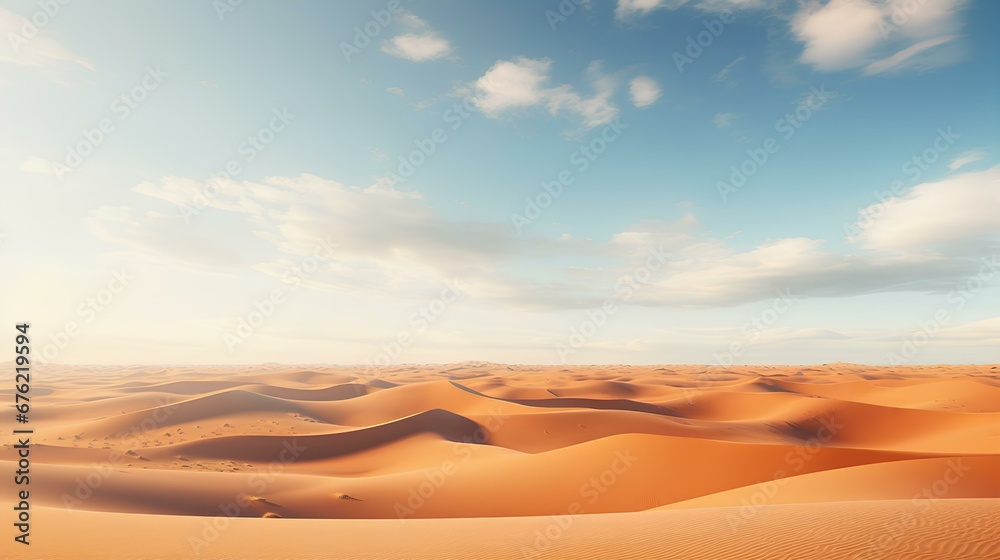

547,62,618,128
625,234,985,308
84,206,250,268
629,75,662,108
849,164,1000,252
793,0,885,71
793,0,967,74
469,57,619,129
933,317,1000,346
470,57,553,116
697,0,772,10
105,175,522,299
131,176,264,215
615,0,678,19
615,0,771,19
0,7,93,76
382,34,452,62
92,165,999,312
601,221,979,308
19,156,57,175
948,148,987,171
380,11,453,62
386,86,404,96
885,0,966,38
546,84,618,129
713,112,736,128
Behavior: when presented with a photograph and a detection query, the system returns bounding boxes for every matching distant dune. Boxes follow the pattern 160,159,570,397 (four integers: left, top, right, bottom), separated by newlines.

3,363,999,559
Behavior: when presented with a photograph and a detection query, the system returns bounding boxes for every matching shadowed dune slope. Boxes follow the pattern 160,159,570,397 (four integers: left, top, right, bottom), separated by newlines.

3,363,999,532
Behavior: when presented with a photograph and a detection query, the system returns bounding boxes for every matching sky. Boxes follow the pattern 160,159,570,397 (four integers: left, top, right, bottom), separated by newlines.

1,0,998,366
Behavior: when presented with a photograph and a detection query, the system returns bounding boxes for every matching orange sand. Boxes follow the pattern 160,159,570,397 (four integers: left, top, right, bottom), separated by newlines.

2,363,999,559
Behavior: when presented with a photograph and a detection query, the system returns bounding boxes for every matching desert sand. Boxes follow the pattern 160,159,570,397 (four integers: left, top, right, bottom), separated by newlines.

3,362,999,559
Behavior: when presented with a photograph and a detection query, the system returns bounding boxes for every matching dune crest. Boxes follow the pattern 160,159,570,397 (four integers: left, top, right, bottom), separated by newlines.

3,363,999,558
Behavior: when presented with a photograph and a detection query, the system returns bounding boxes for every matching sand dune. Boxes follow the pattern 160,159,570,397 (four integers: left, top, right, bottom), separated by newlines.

2,363,999,558
16,500,1000,560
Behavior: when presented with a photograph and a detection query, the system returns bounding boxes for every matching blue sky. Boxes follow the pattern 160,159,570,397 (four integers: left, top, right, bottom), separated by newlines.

1,0,998,365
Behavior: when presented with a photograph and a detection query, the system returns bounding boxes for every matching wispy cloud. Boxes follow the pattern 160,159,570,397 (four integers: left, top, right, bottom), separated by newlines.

712,54,746,84
863,35,959,75
615,0,770,19
19,156,58,175
89,165,1000,312
0,7,93,79
948,148,987,171
712,112,736,128
793,0,967,75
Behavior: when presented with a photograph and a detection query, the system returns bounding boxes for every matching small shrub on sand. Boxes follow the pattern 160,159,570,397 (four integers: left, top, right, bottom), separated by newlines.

335,493,362,501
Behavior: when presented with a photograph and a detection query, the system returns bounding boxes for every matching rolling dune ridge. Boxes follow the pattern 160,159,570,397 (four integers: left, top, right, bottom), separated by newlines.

3,363,999,559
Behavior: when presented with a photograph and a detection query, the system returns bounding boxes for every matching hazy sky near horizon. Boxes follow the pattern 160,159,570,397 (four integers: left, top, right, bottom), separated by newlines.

1,0,998,366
